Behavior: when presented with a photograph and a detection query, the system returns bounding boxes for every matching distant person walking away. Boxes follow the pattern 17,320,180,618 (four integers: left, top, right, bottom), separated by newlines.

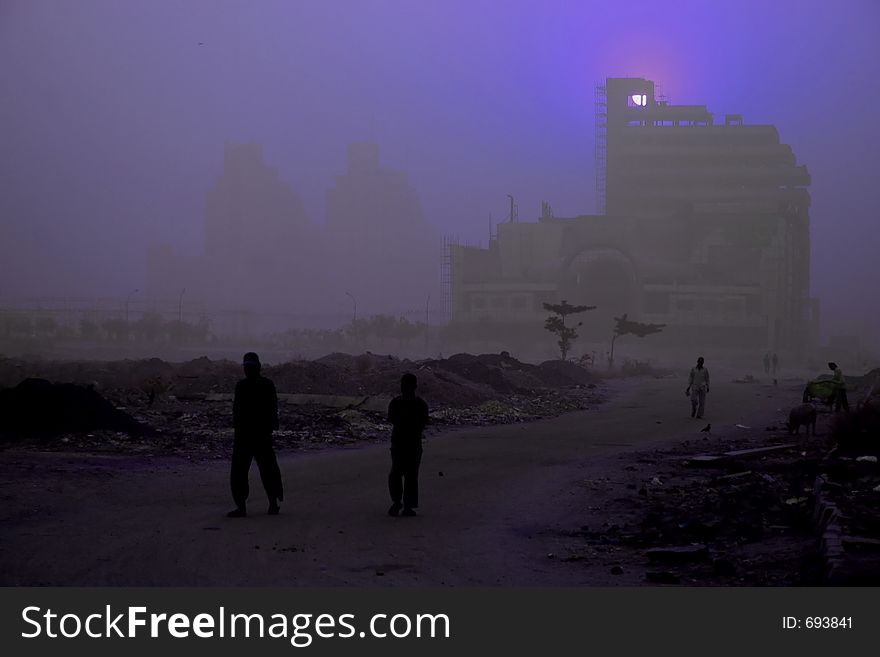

829,361,849,412
387,373,429,517
686,356,710,419
227,352,284,518
772,352,779,376
763,353,771,375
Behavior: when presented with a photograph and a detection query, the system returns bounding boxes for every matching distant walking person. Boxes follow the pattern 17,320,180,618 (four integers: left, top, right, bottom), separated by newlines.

763,353,771,375
771,352,779,376
227,352,283,517
387,373,429,517
686,356,710,419
828,361,849,412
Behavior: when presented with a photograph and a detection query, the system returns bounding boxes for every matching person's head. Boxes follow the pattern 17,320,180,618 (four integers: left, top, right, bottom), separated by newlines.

400,373,417,396
243,352,261,377
696,356,704,368
828,361,837,371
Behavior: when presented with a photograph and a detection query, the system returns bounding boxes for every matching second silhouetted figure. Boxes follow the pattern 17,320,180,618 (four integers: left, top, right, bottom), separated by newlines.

387,373,429,517
227,352,284,518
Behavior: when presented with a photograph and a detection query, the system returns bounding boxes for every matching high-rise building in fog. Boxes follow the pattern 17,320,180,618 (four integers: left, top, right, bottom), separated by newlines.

325,142,439,315
147,141,439,332
449,77,816,358
205,143,311,264
148,143,319,324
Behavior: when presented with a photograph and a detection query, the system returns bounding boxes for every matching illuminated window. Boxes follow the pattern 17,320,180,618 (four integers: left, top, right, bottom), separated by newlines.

629,94,648,107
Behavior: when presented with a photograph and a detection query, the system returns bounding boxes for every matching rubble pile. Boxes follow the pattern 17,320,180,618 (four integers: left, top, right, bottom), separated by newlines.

814,460,880,585
830,386,880,452
562,430,830,585
0,352,602,457
0,378,151,439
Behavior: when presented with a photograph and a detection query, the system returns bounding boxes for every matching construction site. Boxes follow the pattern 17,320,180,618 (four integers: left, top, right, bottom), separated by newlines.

447,77,817,363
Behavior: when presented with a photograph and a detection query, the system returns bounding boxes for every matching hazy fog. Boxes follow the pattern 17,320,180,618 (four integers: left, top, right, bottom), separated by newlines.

1,0,879,340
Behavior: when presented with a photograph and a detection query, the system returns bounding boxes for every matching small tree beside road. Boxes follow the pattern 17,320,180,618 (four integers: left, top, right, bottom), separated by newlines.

609,313,665,368
543,300,595,360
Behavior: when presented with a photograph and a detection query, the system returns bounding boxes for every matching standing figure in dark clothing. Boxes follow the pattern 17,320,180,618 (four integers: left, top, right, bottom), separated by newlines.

387,373,429,517
828,361,849,413
227,352,284,518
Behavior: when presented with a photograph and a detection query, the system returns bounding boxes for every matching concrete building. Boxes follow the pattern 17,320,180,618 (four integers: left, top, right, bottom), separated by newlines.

325,142,440,316
147,142,439,333
147,142,321,330
449,77,817,359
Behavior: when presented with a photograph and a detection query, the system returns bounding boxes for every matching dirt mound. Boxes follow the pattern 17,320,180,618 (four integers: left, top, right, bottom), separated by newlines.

0,378,152,438
0,351,599,415
536,360,597,387
421,352,595,397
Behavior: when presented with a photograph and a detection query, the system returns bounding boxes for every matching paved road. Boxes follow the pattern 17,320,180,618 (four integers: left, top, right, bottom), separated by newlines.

0,374,797,585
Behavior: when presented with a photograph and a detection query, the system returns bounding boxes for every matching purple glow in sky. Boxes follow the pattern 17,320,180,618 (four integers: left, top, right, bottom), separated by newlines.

1,0,879,338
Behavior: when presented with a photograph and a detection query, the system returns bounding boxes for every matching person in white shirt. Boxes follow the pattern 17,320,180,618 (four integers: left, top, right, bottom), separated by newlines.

686,356,710,419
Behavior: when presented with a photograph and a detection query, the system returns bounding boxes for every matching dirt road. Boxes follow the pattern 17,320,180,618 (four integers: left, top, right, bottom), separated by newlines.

0,374,799,585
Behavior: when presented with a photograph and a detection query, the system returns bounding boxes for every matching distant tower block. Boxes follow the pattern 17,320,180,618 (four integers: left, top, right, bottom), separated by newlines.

347,142,380,173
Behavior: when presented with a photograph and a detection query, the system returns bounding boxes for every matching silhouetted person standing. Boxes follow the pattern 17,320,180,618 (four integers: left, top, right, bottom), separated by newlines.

686,356,710,419
829,361,849,412
387,373,429,517
227,352,283,517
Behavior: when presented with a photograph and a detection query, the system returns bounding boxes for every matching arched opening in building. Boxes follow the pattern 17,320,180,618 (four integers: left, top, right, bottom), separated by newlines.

560,249,638,340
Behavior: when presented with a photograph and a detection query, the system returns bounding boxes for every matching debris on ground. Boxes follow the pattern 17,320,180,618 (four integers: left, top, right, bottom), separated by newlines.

0,352,603,458
558,423,831,585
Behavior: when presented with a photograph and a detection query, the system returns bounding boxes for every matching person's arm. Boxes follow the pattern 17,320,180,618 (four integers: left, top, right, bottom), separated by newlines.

420,399,429,429
388,399,397,425
705,369,710,392
687,368,694,392
270,380,279,431
232,381,241,429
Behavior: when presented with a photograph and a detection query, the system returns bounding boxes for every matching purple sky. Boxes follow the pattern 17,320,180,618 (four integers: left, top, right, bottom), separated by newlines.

1,0,879,338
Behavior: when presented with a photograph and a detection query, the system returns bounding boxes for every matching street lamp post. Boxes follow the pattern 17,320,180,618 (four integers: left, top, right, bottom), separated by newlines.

345,292,357,324
345,292,358,347
425,293,430,354
125,288,139,324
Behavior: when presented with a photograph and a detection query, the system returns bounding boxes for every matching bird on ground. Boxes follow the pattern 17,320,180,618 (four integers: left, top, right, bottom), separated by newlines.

700,423,711,433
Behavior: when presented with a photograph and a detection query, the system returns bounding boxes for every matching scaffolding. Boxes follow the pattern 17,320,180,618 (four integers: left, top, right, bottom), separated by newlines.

440,234,460,323
594,82,607,214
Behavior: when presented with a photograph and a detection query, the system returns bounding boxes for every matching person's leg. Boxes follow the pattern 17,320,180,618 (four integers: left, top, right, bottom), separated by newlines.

229,440,252,516
402,449,423,513
697,389,706,418
254,437,283,513
388,448,404,515
690,390,698,418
